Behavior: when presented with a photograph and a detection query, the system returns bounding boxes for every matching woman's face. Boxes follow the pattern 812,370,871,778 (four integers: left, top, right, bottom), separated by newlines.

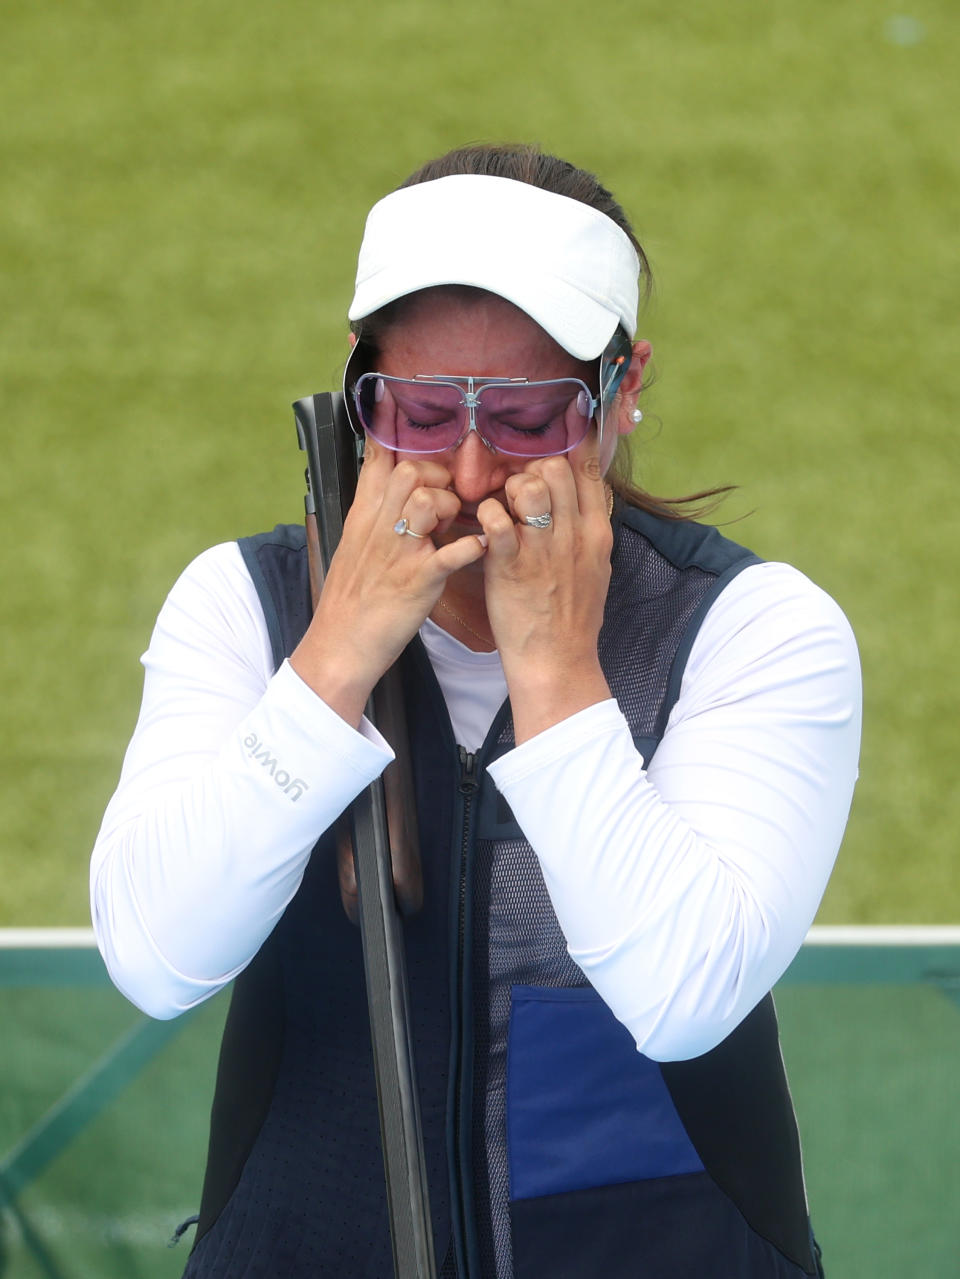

371,289,628,543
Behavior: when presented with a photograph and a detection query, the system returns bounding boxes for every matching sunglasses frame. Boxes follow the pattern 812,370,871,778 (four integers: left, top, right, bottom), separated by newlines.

342,327,634,460
351,371,602,458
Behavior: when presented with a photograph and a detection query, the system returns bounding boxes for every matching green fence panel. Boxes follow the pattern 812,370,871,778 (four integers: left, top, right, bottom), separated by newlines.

1,935,958,1278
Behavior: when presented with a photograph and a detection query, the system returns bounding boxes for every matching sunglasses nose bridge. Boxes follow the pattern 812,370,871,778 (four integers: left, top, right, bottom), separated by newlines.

455,382,498,453
462,386,480,435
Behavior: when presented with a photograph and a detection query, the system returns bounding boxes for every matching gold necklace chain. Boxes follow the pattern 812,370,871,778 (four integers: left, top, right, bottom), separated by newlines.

434,596,495,648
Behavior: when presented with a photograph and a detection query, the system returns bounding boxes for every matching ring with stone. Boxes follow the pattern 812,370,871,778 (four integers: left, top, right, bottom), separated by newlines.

393,517,428,539
522,512,553,529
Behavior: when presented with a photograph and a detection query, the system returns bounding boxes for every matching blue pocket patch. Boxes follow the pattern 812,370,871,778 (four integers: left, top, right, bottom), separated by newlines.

507,985,704,1201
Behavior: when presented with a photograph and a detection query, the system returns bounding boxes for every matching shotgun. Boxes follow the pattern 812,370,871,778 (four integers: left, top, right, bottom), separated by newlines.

293,392,437,1279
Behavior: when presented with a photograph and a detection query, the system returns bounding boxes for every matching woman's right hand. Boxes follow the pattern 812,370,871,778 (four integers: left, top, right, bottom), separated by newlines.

289,439,487,726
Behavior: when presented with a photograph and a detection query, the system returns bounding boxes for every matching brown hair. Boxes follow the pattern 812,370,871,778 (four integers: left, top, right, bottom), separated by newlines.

353,142,731,522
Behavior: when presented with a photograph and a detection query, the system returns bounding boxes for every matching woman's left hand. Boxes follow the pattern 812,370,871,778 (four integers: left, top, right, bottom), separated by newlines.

477,437,614,742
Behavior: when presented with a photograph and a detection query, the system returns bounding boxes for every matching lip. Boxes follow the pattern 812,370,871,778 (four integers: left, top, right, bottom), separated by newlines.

432,512,479,542
449,506,482,528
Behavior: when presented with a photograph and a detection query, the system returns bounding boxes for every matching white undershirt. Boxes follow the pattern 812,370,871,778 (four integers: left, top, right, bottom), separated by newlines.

90,541,861,1061
419,617,507,751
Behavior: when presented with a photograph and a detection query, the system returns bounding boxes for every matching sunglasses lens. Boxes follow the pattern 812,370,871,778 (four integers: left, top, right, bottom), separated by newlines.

354,375,594,457
475,383,592,457
355,376,463,453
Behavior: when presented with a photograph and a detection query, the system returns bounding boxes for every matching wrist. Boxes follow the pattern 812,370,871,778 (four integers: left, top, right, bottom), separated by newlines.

504,657,611,744
289,641,376,730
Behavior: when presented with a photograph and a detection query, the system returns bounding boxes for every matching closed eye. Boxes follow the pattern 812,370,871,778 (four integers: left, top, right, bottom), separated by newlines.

494,419,553,436
401,411,456,431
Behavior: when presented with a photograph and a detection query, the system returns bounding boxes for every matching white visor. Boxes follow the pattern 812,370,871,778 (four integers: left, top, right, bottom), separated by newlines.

348,174,640,361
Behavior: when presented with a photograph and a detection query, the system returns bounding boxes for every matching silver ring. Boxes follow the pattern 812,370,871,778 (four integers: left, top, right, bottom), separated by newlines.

523,512,553,529
394,517,428,539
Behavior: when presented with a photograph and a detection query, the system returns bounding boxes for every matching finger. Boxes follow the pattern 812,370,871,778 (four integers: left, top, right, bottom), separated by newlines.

524,454,581,528
395,485,462,538
476,496,520,561
343,438,398,539
504,472,552,527
569,435,609,517
381,457,454,512
353,434,394,500
429,532,488,578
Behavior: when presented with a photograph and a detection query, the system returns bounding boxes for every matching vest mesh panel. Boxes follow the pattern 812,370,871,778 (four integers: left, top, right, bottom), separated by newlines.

472,836,585,1276
470,524,730,1277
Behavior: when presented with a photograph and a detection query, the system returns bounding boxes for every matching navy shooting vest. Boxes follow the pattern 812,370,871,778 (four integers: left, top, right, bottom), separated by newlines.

181,503,823,1279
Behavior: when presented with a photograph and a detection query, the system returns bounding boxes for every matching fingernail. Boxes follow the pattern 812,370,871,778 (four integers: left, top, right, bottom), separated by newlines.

476,534,488,548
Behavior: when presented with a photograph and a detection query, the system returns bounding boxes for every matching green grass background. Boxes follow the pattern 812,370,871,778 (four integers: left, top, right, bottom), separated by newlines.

2,0,958,924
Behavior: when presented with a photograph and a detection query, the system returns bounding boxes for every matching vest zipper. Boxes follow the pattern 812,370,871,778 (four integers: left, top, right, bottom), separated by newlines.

451,745,480,1277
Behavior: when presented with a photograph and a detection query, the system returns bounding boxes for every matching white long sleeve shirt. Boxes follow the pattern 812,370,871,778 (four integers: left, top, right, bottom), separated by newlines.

90,540,860,1059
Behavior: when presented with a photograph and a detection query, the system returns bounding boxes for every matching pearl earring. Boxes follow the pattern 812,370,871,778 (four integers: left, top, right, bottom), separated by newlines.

630,408,643,424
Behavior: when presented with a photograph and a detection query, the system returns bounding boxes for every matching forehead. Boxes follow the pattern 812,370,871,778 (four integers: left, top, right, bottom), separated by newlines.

374,288,593,383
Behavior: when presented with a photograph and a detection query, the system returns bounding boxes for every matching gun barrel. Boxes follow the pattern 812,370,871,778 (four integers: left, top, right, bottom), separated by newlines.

293,392,435,1279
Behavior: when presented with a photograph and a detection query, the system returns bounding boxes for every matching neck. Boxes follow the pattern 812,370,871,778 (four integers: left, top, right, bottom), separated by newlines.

432,591,496,652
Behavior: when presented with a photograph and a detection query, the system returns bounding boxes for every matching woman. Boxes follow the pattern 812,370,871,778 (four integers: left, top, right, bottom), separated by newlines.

91,144,860,1278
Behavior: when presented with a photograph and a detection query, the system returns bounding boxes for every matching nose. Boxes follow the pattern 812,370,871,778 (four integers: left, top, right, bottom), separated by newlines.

447,428,511,507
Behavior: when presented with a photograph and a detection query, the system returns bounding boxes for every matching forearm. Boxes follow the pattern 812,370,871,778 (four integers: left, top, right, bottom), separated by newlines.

89,543,393,1018
91,661,391,1017
488,564,862,1060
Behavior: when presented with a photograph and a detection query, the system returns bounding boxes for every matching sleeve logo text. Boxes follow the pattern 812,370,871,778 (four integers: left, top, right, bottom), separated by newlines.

244,733,310,802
